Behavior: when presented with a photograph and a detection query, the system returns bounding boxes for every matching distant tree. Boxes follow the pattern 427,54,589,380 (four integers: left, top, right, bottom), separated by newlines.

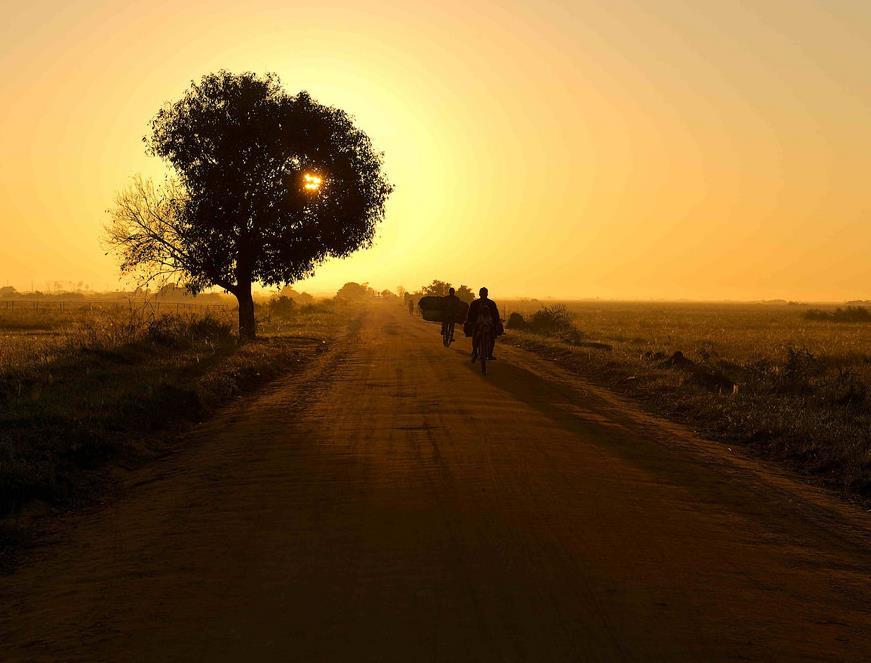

380,288,396,299
421,279,452,297
269,295,295,319
0,286,18,298
336,281,371,301
279,285,315,306
156,283,187,299
455,285,474,303
396,285,406,299
107,70,392,340
506,312,527,330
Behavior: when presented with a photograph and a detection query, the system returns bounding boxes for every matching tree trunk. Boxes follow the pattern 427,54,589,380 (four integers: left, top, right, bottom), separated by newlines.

237,281,256,341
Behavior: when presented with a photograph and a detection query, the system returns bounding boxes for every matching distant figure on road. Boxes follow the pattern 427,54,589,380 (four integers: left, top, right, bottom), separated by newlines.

465,287,501,361
441,287,462,346
407,296,414,316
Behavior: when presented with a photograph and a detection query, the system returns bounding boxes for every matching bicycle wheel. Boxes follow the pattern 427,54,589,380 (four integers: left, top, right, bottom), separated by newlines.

480,328,490,374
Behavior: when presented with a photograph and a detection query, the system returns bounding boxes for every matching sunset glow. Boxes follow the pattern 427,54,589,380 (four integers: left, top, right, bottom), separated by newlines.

2,2,871,300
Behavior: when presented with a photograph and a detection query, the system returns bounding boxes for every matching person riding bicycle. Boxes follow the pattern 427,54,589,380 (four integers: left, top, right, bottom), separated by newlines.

465,287,501,361
441,287,461,346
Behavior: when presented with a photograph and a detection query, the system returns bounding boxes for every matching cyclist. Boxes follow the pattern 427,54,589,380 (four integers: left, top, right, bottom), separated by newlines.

441,287,461,346
466,287,501,362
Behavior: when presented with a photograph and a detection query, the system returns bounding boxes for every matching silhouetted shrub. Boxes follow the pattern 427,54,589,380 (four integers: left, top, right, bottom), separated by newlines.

506,312,527,330
269,295,296,319
775,346,821,395
146,314,234,347
805,307,871,322
659,351,695,370
529,305,574,335
558,327,587,345
187,315,235,344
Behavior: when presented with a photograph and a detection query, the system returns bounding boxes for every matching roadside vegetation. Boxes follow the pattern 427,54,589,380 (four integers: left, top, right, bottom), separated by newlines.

0,299,339,522
804,306,871,322
502,301,871,500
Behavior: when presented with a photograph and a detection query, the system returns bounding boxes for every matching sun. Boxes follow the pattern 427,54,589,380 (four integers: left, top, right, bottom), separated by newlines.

303,172,323,192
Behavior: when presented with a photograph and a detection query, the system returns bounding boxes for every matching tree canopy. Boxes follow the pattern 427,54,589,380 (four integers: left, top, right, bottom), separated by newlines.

455,285,474,303
421,280,453,297
107,70,392,339
336,282,374,301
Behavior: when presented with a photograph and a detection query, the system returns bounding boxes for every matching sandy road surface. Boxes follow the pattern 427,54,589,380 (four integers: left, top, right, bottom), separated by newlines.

2,303,870,661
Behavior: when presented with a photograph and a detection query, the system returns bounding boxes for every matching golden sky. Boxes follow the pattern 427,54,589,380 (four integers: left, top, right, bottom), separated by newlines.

2,0,871,300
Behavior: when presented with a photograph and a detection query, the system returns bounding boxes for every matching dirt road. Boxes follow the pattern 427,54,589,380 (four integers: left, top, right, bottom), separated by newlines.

2,303,870,661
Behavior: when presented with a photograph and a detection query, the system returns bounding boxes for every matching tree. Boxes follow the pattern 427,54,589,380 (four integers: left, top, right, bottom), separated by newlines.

295,291,315,306
279,285,314,305
421,279,452,297
336,281,371,301
456,285,474,303
156,283,187,299
107,71,392,340
269,295,295,319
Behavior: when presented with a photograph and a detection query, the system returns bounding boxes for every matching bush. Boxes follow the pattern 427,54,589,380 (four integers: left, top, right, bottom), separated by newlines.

805,306,871,322
558,327,587,345
506,312,527,330
529,305,574,335
145,314,234,348
776,346,821,395
187,315,235,344
269,295,295,319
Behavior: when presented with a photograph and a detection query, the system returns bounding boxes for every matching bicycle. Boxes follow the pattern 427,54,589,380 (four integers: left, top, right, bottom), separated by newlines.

472,323,493,375
441,321,455,347
478,325,491,374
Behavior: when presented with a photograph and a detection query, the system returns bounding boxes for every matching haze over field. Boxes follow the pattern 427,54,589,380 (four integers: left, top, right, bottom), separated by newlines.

3,1,871,300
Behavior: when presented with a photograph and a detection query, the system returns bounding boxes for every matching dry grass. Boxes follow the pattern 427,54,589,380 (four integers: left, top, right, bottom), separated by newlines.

502,301,871,500
0,302,340,521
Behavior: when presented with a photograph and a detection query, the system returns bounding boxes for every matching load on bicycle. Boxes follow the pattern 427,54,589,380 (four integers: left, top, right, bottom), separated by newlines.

418,287,467,347
418,286,504,374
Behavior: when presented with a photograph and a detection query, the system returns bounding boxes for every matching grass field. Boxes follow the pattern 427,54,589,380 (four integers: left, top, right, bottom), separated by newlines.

0,301,340,525
503,300,871,362
501,300,871,500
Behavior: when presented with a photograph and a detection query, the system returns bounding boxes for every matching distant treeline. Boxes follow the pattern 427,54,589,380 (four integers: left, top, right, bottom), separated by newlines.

0,284,231,304
804,306,871,322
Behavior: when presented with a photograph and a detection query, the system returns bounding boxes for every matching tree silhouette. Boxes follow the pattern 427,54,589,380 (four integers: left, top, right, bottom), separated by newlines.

336,282,372,301
107,71,392,339
455,285,474,303
421,280,452,297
